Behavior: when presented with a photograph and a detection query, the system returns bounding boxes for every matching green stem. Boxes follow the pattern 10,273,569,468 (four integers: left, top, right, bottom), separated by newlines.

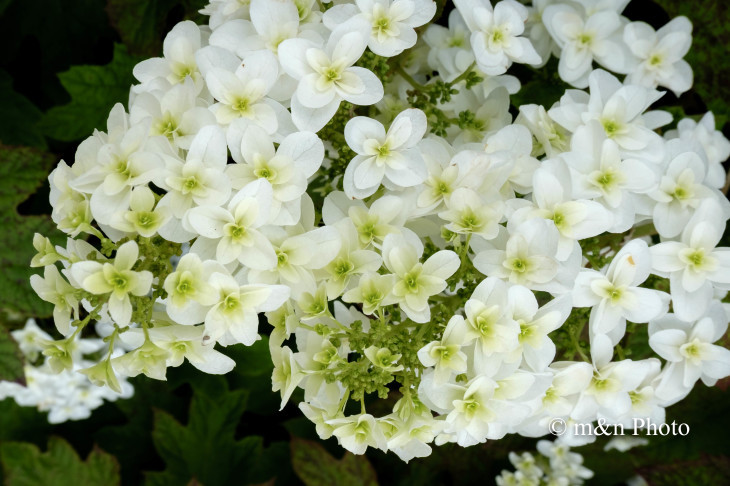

104,328,119,360
447,61,477,87
570,320,590,362
71,301,105,338
338,389,350,413
394,64,425,90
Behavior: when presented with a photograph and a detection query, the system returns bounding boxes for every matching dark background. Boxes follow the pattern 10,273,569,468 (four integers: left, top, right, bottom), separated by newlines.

0,0,729,484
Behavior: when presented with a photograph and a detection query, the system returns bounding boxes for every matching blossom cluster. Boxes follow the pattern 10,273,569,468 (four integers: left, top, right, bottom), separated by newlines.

496,439,593,485
23,0,730,460
0,319,133,423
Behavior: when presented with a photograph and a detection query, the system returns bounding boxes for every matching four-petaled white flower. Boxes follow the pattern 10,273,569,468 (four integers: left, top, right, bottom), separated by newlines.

455,0,541,75
279,21,384,132
70,241,153,326
382,233,460,323
343,108,428,199
324,0,437,57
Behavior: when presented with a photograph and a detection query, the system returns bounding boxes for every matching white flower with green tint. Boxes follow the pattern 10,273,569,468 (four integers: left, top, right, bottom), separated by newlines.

70,241,153,326
382,233,459,323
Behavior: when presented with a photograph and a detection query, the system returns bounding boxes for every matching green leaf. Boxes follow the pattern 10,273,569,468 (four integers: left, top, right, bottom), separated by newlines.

106,0,210,56
106,0,178,56
510,79,566,110
0,437,120,486
0,398,51,443
290,437,379,486
146,384,267,486
0,325,24,384
655,0,730,126
0,145,64,317
225,336,281,414
225,335,273,378
38,44,142,142
0,70,46,148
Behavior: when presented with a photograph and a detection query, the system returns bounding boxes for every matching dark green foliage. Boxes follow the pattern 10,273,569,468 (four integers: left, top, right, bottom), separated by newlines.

656,0,730,127
106,0,208,56
39,44,142,142
0,437,120,486
0,71,46,148
291,437,378,486
0,1,728,486
0,327,24,384
0,145,64,317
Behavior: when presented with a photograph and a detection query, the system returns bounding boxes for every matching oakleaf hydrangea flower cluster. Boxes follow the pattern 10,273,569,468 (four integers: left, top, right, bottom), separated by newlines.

496,440,593,485
0,319,133,423
24,0,730,460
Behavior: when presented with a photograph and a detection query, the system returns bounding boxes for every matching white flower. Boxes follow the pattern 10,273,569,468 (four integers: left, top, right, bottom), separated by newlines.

226,121,324,225
423,9,475,81
418,315,469,383
342,272,398,315
205,50,283,132
113,340,170,381
559,121,657,232
523,0,558,68
462,277,519,370
542,4,630,87
321,221,382,298
365,345,404,373
382,233,460,323
70,241,153,326
329,413,388,455
272,345,305,410
204,272,290,345
324,0,437,57
30,265,79,336
185,179,277,269
648,139,719,238
573,239,669,343
516,103,570,158
649,303,730,404
69,106,164,225
508,288,572,372
109,186,171,237
538,362,594,420
510,160,613,259
133,21,206,92
201,0,251,30
163,253,222,325
442,86,512,145
156,126,232,242
573,348,661,423
666,112,730,189
343,108,428,199
149,324,236,374
420,373,527,445
249,225,342,299
439,187,504,239
130,78,216,149
455,0,541,75
10,319,53,361
624,17,693,96
650,199,730,321
210,0,324,59
279,21,384,131
549,70,671,160
415,137,459,211
323,193,411,249
474,218,566,292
